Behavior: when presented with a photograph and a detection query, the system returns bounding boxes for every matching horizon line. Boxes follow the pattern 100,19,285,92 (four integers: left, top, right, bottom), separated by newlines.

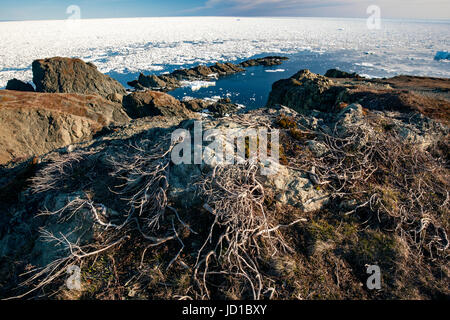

1,15,450,23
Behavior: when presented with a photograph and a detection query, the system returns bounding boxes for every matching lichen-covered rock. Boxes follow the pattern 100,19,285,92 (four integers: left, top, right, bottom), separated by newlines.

32,57,126,99
260,161,329,213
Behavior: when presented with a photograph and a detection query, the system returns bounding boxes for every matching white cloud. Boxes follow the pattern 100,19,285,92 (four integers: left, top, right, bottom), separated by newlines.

192,0,450,19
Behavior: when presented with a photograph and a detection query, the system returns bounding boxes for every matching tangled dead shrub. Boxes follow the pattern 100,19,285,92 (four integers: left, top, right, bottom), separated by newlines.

280,111,449,269
195,161,304,299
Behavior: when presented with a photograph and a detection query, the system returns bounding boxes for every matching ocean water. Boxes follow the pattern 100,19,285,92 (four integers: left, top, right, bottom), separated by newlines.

1,17,449,105
168,49,415,110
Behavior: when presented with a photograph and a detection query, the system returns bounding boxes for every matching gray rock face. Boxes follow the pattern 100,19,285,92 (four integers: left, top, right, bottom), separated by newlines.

32,57,126,99
31,192,95,268
122,90,194,119
260,161,329,213
6,79,35,92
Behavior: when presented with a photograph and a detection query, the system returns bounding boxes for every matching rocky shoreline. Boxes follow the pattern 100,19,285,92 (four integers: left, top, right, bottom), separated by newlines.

127,56,289,92
0,56,448,300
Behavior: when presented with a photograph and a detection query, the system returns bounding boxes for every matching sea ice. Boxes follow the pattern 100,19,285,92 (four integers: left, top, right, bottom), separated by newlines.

265,69,285,73
0,17,449,88
180,80,216,92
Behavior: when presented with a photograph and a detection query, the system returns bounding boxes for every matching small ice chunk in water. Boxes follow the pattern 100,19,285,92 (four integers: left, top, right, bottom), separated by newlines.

180,80,216,91
265,69,285,73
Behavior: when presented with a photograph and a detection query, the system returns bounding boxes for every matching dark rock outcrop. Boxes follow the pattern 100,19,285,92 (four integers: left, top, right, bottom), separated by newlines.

127,80,146,91
32,57,126,99
170,62,244,81
208,62,245,76
325,69,362,79
266,69,342,113
207,102,240,117
207,98,241,117
130,73,181,91
182,97,241,117
0,90,130,164
239,56,289,67
122,90,193,119
5,79,35,92
266,69,450,125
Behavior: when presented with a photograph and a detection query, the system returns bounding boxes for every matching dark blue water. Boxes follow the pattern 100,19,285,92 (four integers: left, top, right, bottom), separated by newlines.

108,50,396,110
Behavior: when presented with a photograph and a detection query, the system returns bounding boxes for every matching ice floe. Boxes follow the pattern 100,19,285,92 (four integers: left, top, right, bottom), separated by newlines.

265,69,285,73
0,17,449,87
180,80,216,92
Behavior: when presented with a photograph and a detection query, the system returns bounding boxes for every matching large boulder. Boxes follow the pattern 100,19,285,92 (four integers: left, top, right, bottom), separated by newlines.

5,79,35,92
266,69,342,113
0,90,130,164
137,73,168,88
122,91,194,119
32,57,126,99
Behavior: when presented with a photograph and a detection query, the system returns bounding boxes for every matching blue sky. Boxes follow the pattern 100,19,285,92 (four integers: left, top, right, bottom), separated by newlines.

1,0,449,21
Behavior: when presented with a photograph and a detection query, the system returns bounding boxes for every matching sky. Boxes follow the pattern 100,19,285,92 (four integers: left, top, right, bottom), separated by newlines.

0,0,449,21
